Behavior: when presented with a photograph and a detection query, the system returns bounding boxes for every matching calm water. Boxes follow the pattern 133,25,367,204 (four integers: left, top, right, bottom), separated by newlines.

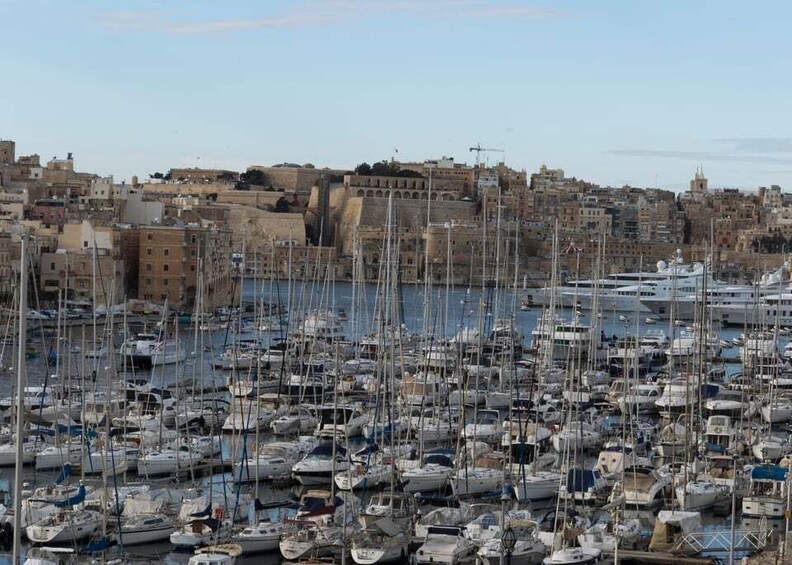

0,280,781,562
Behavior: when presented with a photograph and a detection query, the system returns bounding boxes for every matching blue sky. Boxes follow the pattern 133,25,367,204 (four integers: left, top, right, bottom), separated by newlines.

1,0,791,190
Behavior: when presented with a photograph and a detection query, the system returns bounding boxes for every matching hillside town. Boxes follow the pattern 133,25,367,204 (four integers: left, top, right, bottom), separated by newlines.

0,136,789,312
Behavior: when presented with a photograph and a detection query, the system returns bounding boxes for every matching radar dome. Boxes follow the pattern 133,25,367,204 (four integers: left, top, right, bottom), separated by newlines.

657,260,668,271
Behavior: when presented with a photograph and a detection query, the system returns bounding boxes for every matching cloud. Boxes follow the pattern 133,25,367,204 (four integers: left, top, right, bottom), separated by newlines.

163,14,338,34
714,138,792,154
606,148,792,166
99,1,558,35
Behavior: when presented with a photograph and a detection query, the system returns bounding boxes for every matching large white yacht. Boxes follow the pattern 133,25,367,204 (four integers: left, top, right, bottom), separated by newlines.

525,251,707,312
643,262,789,320
711,290,792,327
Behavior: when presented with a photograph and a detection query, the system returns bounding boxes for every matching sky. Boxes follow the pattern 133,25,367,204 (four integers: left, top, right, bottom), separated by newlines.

1,0,791,191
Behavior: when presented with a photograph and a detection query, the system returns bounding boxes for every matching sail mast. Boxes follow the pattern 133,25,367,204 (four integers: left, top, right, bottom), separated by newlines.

12,232,28,564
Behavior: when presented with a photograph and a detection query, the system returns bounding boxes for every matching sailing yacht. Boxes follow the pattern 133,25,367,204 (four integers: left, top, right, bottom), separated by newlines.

232,520,283,554
400,450,455,494
26,509,102,544
350,517,411,564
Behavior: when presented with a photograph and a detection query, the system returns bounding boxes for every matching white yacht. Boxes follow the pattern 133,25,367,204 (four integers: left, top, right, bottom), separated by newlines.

26,509,102,544
414,525,477,565
232,520,283,554
315,404,368,439
644,262,789,320
119,332,185,368
742,465,790,517
616,465,670,508
291,442,350,485
463,409,504,444
655,378,697,417
279,522,343,561
120,513,176,545
137,446,200,476
170,518,233,549
476,520,545,565
401,451,455,494
350,518,411,564
189,544,242,565
297,310,346,342
712,291,792,327
526,252,706,313
235,439,315,483
616,383,662,415
531,314,597,361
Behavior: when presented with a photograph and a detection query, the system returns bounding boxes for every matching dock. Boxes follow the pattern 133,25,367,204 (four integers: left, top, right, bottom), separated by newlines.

601,550,718,564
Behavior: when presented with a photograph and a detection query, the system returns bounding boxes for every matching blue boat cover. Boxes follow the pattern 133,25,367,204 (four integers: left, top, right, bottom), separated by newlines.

566,469,599,492
752,465,787,481
54,484,86,508
81,537,111,553
55,463,72,485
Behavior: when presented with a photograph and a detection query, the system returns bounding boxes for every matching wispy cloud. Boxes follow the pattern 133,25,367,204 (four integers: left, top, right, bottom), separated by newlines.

714,137,792,154
607,148,792,166
164,14,338,35
99,1,559,35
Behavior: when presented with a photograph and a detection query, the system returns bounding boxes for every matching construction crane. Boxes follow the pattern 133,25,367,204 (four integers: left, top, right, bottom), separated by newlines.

469,143,505,167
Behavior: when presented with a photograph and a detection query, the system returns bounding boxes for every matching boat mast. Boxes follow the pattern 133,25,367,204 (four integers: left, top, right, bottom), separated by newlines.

12,232,28,564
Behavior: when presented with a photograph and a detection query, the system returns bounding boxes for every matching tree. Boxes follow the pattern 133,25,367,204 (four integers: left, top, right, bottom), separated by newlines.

217,171,237,182
150,172,164,179
370,160,398,176
355,160,423,178
240,169,269,187
273,197,291,213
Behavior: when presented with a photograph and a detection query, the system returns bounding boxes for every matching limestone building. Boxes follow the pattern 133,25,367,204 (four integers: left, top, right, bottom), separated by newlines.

137,224,234,310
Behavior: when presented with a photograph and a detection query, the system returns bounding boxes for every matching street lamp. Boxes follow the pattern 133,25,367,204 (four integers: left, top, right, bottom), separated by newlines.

501,525,517,565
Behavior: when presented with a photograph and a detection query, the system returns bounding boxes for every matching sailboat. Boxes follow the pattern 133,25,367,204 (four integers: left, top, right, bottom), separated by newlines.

350,517,410,564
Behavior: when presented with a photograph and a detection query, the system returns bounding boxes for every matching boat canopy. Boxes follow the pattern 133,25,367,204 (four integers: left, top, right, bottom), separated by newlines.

752,465,788,481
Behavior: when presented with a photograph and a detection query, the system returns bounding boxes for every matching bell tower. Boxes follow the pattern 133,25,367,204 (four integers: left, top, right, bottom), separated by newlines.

690,166,708,194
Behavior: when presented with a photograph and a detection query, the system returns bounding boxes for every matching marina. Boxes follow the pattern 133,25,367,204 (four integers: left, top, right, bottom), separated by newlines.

1,263,792,564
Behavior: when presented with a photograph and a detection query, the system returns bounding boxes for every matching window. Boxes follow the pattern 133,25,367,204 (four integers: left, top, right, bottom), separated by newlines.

147,234,152,241
145,277,151,285
50,262,55,270
163,264,169,272
163,278,168,286
146,248,152,256
161,294,167,300
164,248,170,256
146,264,151,272
190,265,195,271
